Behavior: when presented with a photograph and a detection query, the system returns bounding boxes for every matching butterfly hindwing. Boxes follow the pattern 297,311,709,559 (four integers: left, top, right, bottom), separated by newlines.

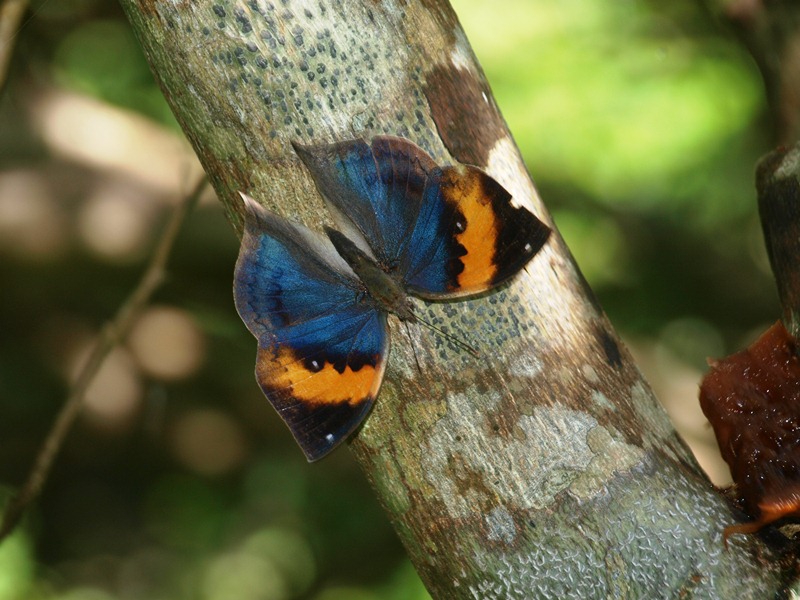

234,195,389,461
294,136,551,299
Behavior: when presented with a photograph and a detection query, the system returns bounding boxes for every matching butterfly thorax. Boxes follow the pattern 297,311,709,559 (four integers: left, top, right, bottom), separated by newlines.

325,227,416,322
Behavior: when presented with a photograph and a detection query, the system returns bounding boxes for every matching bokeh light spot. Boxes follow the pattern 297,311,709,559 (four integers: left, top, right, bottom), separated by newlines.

242,528,316,597
171,409,248,476
70,345,142,430
0,520,34,600
33,90,201,193
78,186,152,261
53,587,116,600
203,550,288,600
129,306,207,380
0,170,67,260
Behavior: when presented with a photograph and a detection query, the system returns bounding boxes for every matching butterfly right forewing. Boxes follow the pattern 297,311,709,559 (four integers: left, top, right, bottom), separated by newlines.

403,164,551,299
293,137,551,300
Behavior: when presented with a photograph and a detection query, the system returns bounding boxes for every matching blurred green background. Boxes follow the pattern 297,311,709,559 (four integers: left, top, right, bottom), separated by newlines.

0,0,778,598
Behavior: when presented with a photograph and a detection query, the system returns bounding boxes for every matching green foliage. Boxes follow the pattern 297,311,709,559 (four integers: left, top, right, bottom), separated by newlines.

51,16,177,126
0,526,34,600
462,0,762,209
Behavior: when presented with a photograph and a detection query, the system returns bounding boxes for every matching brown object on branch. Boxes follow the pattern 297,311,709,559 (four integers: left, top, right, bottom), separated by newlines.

700,320,800,542
119,0,793,596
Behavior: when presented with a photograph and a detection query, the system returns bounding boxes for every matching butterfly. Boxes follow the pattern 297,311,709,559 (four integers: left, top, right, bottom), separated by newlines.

234,136,551,461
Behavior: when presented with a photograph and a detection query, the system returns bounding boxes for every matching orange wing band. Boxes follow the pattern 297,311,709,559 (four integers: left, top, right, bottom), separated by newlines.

257,346,378,406
440,166,499,289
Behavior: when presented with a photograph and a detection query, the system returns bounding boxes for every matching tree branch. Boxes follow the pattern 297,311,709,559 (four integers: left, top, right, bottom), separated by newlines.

0,176,207,542
118,0,792,596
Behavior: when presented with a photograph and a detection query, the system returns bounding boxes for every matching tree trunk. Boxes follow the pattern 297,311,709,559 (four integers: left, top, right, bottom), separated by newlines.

119,0,794,596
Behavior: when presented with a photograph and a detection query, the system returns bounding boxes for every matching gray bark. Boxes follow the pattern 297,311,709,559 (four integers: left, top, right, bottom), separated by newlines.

119,0,793,597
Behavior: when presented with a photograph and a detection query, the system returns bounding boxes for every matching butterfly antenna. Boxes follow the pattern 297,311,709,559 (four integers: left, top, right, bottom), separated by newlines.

404,321,423,376
412,314,480,358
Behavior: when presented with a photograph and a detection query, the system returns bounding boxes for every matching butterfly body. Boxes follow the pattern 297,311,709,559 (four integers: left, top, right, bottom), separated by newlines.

324,226,417,323
235,136,550,461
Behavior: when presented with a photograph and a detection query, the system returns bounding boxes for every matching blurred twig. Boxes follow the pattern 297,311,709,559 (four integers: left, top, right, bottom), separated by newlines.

0,0,28,93
715,0,800,144
0,176,208,542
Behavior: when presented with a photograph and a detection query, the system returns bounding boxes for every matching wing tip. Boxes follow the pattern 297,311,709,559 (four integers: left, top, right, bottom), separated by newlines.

296,398,374,462
300,436,339,462
290,139,311,159
529,217,552,254
238,191,265,218
289,396,376,462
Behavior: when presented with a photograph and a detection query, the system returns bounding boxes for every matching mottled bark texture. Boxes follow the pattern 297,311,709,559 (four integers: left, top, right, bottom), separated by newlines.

120,1,793,597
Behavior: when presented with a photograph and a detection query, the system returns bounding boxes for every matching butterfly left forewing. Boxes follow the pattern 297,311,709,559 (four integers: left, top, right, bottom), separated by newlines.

293,136,436,266
234,195,389,461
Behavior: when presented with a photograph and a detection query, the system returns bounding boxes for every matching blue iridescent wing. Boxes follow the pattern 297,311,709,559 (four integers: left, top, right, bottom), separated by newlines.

293,136,550,299
292,136,436,266
234,195,389,461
